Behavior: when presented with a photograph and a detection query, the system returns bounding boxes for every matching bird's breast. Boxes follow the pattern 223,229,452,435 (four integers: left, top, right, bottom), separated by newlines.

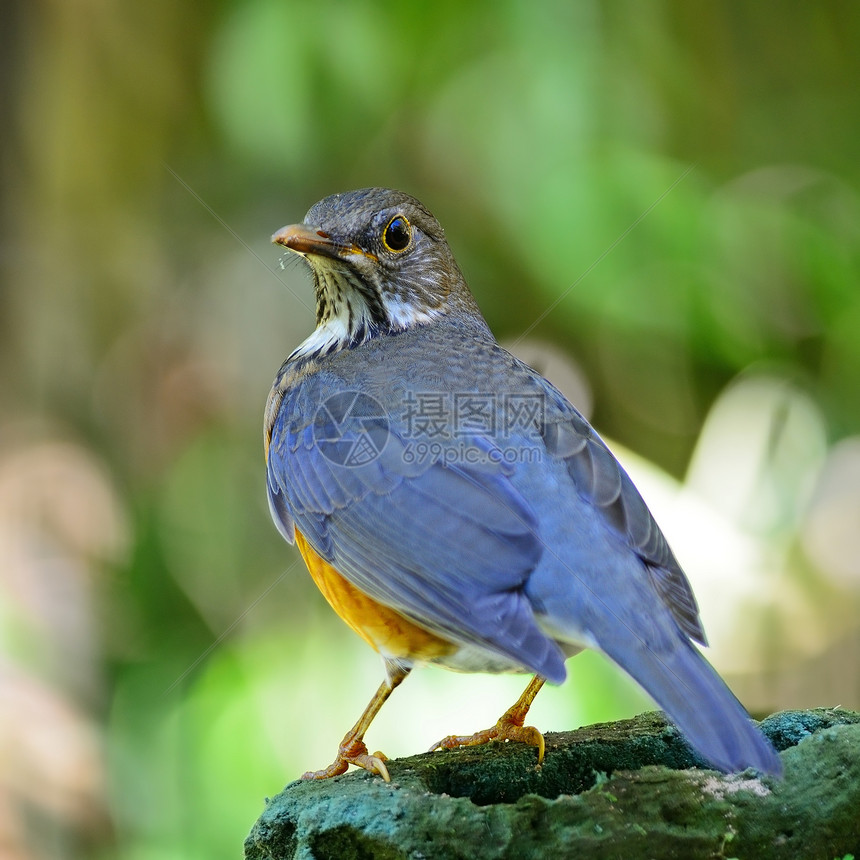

294,529,456,663
294,529,532,674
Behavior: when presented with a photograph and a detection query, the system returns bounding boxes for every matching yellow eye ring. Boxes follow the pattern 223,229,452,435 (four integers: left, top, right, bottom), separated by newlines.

382,215,412,253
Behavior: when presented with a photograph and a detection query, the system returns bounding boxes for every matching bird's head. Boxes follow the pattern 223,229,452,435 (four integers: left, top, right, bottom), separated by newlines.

273,188,484,359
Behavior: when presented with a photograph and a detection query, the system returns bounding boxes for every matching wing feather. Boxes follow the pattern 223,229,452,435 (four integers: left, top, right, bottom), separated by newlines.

541,394,707,645
267,384,566,681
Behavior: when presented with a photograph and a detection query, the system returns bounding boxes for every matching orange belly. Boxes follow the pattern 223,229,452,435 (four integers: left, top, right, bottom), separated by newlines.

294,529,455,662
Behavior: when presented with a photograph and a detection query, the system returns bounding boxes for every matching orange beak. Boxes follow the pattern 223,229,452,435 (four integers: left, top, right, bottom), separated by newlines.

272,224,378,261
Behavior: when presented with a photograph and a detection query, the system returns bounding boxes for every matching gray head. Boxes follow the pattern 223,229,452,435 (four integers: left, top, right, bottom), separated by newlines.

273,188,484,360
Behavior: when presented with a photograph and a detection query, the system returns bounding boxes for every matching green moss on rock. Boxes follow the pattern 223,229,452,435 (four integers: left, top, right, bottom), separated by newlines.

245,709,860,860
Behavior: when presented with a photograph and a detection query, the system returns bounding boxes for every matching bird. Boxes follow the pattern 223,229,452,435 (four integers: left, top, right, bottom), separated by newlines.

264,187,782,782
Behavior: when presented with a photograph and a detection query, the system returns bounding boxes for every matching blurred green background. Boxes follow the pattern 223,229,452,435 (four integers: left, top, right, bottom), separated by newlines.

2,1,859,857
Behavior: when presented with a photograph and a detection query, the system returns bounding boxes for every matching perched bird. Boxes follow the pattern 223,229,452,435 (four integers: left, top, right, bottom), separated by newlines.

264,187,781,782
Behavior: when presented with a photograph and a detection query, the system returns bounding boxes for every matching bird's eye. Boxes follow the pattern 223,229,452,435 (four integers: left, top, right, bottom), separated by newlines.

382,215,412,253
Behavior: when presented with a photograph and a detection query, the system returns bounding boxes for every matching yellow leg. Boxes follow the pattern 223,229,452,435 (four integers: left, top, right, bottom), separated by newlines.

429,675,547,764
303,663,410,783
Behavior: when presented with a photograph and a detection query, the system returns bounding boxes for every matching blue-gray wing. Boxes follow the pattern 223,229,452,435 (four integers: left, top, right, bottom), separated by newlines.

540,386,706,645
266,385,567,682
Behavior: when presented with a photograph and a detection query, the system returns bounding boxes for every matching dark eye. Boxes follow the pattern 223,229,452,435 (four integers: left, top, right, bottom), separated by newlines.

382,215,412,252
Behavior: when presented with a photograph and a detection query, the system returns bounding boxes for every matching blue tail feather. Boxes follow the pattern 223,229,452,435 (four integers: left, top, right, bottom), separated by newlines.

598,633,782,775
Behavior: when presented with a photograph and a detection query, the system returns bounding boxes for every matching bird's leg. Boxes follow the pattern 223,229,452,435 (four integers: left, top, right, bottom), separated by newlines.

303,661,410,783
429,675,547,763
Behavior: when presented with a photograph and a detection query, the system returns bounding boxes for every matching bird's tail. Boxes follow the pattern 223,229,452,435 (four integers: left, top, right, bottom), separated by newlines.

598,632,782,776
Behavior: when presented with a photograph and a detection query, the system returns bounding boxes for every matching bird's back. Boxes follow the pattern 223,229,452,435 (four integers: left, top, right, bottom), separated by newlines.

273,315,704,659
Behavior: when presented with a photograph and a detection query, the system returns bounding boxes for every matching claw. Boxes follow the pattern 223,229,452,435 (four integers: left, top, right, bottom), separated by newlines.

302,739,392,782
300,664,410,782
428,675,547,765
301,759,349,780
367,755,391,783
429,719,545,764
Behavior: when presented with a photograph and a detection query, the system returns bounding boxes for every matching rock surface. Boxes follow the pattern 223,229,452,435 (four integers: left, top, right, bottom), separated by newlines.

245,709,860,859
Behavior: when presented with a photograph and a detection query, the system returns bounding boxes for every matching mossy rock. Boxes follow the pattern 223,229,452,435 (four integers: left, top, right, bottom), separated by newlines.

245,709,860,859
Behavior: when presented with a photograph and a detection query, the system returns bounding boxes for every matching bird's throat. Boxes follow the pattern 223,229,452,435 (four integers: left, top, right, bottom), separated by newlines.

289,267,446,362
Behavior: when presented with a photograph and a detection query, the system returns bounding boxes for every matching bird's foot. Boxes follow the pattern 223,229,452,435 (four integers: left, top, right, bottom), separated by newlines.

428,710,545,764
302,737,391,782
